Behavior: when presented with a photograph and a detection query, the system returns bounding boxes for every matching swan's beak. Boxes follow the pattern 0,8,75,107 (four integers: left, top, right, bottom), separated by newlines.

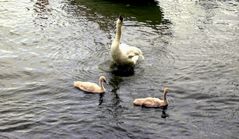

119,15,123,22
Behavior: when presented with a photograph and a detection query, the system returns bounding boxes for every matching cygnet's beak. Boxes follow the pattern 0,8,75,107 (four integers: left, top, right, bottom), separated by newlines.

104,80,109,85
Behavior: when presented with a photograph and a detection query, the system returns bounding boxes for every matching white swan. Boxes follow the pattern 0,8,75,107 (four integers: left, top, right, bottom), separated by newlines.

111,16,144,66
74,76,107,94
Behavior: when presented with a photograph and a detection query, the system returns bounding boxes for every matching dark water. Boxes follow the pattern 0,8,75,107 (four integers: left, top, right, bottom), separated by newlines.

0,0,239,138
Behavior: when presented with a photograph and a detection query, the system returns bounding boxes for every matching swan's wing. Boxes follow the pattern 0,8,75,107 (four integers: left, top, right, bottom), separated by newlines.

127,50,144,62
119,43,130,48
131,55,139,64
122,44,143,57
119,43,130,55
119,43,144,62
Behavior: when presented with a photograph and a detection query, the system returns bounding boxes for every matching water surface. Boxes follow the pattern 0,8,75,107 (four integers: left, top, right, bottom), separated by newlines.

0,0,239,138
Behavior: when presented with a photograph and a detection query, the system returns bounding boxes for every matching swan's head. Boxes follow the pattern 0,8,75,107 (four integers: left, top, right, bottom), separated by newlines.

99,76,107,83
117,15,123,26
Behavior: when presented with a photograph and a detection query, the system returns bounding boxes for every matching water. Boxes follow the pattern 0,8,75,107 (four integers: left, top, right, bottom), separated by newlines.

0,0,239,138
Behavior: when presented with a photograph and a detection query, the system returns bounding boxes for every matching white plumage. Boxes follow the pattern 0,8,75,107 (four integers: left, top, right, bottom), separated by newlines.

111,16,144,66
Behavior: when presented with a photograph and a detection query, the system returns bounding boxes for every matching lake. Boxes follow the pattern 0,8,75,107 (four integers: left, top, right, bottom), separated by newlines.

0,0,239,138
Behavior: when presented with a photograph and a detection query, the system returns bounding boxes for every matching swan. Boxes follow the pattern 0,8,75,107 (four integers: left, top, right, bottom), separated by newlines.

111,16,144,66
74,76,107,94
133,88,169,108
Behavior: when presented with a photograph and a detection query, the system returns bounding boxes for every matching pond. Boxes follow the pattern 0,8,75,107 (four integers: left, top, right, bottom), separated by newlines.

0,0,239,138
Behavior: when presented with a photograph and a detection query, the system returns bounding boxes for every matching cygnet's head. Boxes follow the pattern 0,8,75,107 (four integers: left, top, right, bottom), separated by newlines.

117,15,123,25
163,87,169,94
99,76,107,83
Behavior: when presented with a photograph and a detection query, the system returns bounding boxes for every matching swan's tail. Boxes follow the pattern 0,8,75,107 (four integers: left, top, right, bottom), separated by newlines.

138,49,144,60
139,54,144,60
132,54,144,65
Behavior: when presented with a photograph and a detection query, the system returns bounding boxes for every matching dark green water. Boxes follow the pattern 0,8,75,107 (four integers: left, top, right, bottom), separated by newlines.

0,0,239,138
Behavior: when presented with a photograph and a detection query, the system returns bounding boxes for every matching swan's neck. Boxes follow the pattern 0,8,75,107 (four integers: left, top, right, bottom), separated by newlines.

115,24,122,42
99,80,105,91
111,23,122,54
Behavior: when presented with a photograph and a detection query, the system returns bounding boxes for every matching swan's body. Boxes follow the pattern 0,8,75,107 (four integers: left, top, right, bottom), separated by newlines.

74,76,107,94
111,16,144,66
133,88,169,108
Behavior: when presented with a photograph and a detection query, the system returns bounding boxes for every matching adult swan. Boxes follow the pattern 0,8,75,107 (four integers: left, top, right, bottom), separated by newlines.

111,16,144,67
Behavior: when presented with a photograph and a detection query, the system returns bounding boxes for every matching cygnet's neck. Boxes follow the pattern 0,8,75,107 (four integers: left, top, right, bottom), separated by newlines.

163,89,168,102
99,79,105,91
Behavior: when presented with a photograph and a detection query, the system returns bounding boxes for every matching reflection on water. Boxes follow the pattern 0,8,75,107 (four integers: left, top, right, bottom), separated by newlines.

34,0,50,17
98,60,136,77
33,0,51,27
109,75,122,109
98,93,104,105
109,75,123,92
161,110,169,118
70,0,163,25
110,64,135,77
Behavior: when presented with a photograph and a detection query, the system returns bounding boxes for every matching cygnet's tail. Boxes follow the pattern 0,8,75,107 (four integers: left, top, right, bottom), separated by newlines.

133,99,143,106
74,81,82,88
